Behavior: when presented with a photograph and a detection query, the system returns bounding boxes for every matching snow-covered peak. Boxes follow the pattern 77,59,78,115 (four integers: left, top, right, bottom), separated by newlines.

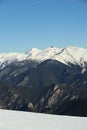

26,46,63,62
44,46,62,53
0,46,87,70
65,45,79,50
64,45,87,54
0,52,27,69
63,46,87,66
25,48,41,55
25,48,41,60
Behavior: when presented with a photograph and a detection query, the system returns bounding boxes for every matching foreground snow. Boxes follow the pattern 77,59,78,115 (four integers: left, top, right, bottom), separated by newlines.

0,109,87,130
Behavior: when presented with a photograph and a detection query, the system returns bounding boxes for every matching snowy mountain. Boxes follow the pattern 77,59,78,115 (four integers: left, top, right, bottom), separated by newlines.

0,46,87,116
0,46,87,69
0,109,87,130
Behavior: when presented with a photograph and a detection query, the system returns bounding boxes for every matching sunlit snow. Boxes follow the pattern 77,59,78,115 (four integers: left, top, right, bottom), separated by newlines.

0,109,87,130
0,46,87,70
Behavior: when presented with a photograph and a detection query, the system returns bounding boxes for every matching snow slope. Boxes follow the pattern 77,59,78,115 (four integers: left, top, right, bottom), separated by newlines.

0,109,87,130
0,46,87,68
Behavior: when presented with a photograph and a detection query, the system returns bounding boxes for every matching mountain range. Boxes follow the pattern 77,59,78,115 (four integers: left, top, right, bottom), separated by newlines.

0,46,87,116
0,46,87,68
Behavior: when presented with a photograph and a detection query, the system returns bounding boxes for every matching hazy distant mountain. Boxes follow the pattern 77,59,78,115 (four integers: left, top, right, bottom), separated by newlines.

0,46,87,116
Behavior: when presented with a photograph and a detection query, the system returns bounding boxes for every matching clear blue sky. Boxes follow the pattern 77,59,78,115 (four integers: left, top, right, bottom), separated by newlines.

0,0,87,52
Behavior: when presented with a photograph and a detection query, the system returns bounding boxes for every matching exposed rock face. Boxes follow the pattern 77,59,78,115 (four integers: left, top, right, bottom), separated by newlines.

0,82,24,110
28,103,34,110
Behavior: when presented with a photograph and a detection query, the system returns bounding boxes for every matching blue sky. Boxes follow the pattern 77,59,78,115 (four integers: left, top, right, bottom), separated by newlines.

0,0,87,52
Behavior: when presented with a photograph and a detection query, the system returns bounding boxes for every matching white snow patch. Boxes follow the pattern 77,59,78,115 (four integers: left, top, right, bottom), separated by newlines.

0,109,87,130
81,67,86,74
